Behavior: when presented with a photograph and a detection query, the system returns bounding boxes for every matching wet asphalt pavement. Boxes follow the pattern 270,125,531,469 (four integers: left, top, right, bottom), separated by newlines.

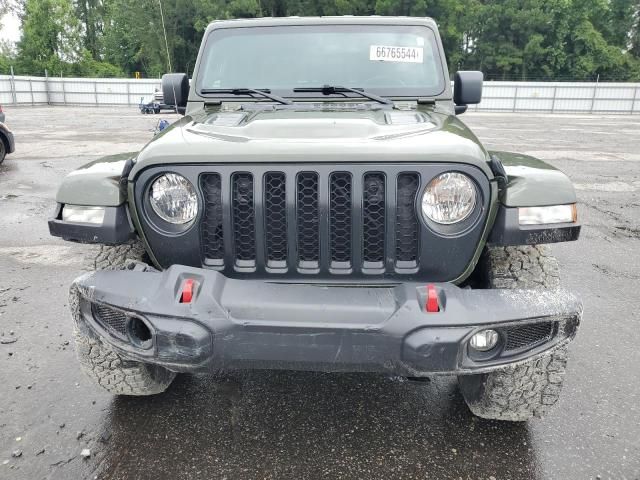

0,107,639,480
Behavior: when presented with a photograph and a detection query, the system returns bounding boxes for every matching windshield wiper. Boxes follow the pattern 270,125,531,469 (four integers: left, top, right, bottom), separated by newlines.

200,88,293,105
293,85,394,106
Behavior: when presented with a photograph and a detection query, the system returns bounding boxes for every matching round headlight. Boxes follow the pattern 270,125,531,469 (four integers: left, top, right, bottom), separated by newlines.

149,173,198,224
422,172,476,224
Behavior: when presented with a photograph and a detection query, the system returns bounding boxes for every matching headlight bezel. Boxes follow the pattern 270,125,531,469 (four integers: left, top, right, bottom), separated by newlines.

143,172,200,234
420,171,483,234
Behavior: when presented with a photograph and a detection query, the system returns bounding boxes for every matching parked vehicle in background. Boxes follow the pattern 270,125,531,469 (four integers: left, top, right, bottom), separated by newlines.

0,106,15,164
50,16,582,422
153,89,164,105
139,90,176,114
139,94,161,114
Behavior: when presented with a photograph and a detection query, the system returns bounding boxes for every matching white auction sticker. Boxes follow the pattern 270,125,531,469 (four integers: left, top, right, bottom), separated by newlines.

369,45,423,63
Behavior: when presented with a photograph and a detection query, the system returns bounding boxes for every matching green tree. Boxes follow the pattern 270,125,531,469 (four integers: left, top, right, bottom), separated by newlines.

599,0,636,49
556,0,640,80
76,0,106,58
17,0,82,75
458,0,640,80
10,0,640,80
103,0,200,76
632,7,640,57
0,40,16,74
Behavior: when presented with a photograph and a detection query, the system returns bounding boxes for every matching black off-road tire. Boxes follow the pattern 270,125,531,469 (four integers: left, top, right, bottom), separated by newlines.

479,244,560,289
458,245,568,421
93,241,151,270
458,343,569,421
72,240,176,396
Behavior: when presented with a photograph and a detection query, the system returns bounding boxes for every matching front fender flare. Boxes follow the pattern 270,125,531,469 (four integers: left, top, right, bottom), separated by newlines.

50,153,137,244
56,152,136,207
490,151,577,207
487,151,580,245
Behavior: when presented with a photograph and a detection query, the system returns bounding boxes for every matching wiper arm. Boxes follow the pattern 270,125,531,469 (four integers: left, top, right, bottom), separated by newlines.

200,88,293,105
293,85,394,106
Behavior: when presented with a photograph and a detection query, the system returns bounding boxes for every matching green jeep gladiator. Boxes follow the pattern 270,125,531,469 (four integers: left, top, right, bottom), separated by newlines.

49,16,582,421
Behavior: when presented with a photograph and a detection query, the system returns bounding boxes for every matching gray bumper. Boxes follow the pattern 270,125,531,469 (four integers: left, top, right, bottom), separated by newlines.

73,265,582,376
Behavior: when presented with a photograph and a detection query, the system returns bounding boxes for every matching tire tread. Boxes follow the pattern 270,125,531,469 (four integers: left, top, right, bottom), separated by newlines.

71,240,175,396
458,244,568,421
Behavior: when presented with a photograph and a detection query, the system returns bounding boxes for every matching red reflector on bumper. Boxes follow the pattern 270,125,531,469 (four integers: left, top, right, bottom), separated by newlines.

426,284,439,313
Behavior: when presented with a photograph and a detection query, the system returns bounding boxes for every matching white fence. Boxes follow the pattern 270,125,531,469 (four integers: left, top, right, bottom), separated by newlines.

0,75,162,106
1,74,639,114
471,81,640,114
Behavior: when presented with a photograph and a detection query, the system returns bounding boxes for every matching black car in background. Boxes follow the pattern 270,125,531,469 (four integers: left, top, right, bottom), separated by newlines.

0,105,16,164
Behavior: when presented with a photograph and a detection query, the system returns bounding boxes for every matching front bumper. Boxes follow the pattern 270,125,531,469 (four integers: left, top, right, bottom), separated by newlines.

73,265,581,376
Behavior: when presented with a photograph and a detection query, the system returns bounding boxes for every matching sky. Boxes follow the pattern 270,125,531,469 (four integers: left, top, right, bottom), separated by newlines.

0,12,21,43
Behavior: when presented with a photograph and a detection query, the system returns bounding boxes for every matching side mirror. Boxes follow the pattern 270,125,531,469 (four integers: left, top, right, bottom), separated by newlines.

162,73,189,112
453,71,483,114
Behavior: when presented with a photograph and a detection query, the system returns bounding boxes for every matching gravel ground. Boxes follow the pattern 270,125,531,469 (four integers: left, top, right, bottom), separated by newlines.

0,106,639,480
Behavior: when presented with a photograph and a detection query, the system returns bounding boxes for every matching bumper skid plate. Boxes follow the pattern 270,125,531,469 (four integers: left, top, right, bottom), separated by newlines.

74,265,582,375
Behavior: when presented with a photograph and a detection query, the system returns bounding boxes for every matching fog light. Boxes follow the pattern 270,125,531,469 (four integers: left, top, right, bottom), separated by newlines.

469,329,499,352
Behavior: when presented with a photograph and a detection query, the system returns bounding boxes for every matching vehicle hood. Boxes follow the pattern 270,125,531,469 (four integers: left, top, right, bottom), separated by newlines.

131,106,491,177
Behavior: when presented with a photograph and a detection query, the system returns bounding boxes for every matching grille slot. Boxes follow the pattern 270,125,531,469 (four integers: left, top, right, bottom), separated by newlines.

395,173,420,267
264,172,288,266
296,172,320,266
92,303,128,339
232,173,256,266
200,174,224,265
329,172,352,267
503,322,555,353
362,173,386,265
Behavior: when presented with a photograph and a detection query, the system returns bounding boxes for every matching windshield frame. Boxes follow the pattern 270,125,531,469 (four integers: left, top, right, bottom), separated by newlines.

194,22,450,102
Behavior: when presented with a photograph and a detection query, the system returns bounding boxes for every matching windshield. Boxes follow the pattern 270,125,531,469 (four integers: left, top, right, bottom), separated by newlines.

196,24,446,99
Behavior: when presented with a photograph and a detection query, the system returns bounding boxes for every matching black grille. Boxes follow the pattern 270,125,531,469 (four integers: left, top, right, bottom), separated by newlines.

296,172,320,265
189,165,490,278
201,174,224,263
264,172,288,265
329,172,352,265
92,303,128,338
362,173,386,264
503,322,555,352
232,173,256,263
141,164,489,281
395,173,420,266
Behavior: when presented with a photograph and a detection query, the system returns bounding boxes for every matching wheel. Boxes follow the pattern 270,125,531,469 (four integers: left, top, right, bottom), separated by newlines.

154,107,160,114
458,245,568,421
477,244,560,289
71,240,176,396
92,240,151,271
0,140,6,164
